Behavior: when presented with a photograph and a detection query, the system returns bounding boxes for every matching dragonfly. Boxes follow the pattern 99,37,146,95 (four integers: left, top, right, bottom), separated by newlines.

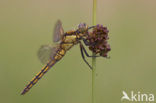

21,20,97,95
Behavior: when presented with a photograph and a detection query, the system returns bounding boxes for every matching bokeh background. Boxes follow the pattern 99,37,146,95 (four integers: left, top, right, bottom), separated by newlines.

0,0,156,103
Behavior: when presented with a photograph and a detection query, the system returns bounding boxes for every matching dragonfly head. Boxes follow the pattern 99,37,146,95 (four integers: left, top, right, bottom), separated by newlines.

78,23,88,33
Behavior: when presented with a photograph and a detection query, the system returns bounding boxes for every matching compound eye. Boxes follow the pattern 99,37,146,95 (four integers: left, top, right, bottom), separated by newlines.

78,23,83,29
78,23,87,29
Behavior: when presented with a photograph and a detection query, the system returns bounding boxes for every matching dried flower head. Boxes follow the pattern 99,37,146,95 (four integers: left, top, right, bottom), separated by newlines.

87,24,111,57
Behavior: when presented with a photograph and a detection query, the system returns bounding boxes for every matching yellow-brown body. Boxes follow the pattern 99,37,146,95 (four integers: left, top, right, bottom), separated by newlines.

21,31,83,95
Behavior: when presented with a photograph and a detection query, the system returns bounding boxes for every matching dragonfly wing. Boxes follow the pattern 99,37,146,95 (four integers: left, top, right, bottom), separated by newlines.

37,44,58,64
53,20,64,42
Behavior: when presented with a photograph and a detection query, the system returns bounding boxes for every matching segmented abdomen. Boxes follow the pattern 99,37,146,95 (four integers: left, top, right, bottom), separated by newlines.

21,47,66,95
21,60,56,95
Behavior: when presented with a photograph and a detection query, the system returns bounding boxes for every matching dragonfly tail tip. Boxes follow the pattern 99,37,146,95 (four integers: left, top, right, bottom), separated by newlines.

21,90,26,95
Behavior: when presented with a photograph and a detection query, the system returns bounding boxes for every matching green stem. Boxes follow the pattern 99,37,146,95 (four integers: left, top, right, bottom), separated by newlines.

92,0,97,103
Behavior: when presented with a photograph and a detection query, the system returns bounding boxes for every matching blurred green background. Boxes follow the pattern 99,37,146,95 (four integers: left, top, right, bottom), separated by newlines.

0,0,156,103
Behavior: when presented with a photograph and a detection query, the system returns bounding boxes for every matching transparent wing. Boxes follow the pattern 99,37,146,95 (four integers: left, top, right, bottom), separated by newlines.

53,20,64,42
37,44,58,64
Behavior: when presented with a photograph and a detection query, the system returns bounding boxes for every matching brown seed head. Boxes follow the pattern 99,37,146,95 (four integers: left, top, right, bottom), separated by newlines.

87,24,111,57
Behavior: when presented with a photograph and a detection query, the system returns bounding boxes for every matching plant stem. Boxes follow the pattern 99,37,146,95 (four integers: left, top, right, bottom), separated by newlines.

92,0,97,103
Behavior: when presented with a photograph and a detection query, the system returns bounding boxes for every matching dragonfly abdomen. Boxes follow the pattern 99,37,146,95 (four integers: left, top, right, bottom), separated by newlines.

21,48,66,95
21,60,56,95
54,48,66,60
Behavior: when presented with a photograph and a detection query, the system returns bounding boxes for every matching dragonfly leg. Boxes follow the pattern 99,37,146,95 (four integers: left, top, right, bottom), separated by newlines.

83,39,90,46
80,42,100,58
79,43,92,69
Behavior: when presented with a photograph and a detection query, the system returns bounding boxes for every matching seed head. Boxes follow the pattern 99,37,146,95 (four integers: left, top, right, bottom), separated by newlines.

87,24,111,57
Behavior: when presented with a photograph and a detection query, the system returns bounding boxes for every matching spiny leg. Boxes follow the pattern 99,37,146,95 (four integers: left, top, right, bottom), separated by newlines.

83,38,90,46
82,41,111,59
79,43,92,69
61,41,93,69
80,42,100,58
